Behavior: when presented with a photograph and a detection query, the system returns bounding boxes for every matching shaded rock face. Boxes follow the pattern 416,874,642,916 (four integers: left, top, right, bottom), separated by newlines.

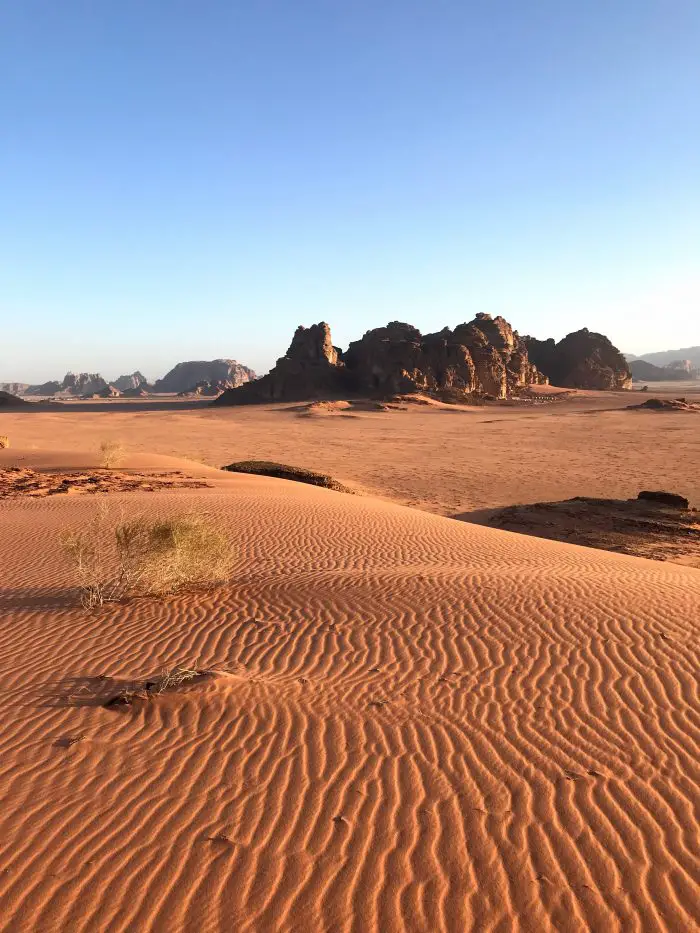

216,315,547,405
638,490,690,509
62,373,109,395
113,371,149,392
524,329,631,390
345,321,479,396
219,323,346,403
154,360,256,394
287,322,339,366
630,359,697,382
0,391,31,408
342,314,546,400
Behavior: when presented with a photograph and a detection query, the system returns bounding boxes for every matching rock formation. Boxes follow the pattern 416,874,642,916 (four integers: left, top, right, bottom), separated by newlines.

629,360,695,382
1,361,256,398
0,383,29,396
113,371,149,392
0,391,31,408
629,346,700,370
213,324,346,403
523,329,631,390
667,359,698,376
0,373,108,397
63,373,109,396
154,360,256,395
215,314,548,405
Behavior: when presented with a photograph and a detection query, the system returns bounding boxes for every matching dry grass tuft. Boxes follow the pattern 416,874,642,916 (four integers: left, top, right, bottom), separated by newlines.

60,507,231,608
99,439,125,469
105,666,212,708
0,436,9,449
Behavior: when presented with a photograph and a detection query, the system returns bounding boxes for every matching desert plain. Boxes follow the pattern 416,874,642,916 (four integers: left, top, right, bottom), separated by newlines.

0,383,699,932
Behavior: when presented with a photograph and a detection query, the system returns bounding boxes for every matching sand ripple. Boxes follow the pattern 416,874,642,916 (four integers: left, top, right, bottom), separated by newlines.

0,478,698,931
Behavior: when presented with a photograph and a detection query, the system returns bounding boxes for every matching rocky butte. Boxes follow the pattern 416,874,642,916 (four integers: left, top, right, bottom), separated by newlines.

523,329,632,390
215,314,548,405
153,360,256,394
215,315,631,406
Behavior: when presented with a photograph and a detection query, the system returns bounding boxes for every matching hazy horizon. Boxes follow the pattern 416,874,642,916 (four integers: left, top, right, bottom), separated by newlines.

3,1,699,383
3,314,700,386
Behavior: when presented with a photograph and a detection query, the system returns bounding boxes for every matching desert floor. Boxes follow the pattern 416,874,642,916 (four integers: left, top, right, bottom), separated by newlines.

0,385,698,932
4,384,700,515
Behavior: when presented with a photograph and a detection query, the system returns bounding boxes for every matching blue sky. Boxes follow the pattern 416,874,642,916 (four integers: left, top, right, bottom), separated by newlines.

2,0,699,381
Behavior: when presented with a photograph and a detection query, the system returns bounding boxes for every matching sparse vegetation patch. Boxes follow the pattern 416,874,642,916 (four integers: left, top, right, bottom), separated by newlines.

61,507,231,608
104,666,214,708
99,439,126,468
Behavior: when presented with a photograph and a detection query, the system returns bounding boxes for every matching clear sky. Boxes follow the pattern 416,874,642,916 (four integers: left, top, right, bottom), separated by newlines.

2,1,699,382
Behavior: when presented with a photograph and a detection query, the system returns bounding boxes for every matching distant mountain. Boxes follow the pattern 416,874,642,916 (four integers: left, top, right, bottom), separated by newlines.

154,360,256,394
629,360,694,382
0,373,108,397
0,383,30,396
1,360,256,397
113,371,149,392
631,347,700,369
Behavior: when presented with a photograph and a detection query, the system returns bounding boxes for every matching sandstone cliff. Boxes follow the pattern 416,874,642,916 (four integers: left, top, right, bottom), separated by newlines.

154,360,256,394
523,329,631,390
113,371,149,392
215,314,548,406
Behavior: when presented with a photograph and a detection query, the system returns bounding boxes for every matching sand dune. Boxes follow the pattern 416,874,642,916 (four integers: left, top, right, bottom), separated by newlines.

0,449,698,931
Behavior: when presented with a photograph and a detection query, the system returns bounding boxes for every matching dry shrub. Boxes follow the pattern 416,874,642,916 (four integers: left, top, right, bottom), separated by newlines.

99,439,125,469
0,435,9,449
61,507,231,608
105,666,211,707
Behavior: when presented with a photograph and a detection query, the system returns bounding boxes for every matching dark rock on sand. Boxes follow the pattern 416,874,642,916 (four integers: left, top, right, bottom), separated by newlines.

638,491,690,510
523,329,632,390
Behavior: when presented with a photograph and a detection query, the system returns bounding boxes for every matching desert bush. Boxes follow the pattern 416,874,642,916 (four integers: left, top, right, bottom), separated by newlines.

0,435,9,449
99,439,125,469
61,508,231,608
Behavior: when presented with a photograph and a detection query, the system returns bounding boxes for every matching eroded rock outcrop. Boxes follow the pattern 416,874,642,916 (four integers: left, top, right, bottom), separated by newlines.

0,373,110,397
114,371,149,392
154,360,256,395
215,324,346,403
0,391,31,408
524,329,631,390
63,373,109,395
216,315,548,405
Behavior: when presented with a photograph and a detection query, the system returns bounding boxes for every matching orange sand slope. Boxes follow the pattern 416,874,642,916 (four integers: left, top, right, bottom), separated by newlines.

1,452,699,932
